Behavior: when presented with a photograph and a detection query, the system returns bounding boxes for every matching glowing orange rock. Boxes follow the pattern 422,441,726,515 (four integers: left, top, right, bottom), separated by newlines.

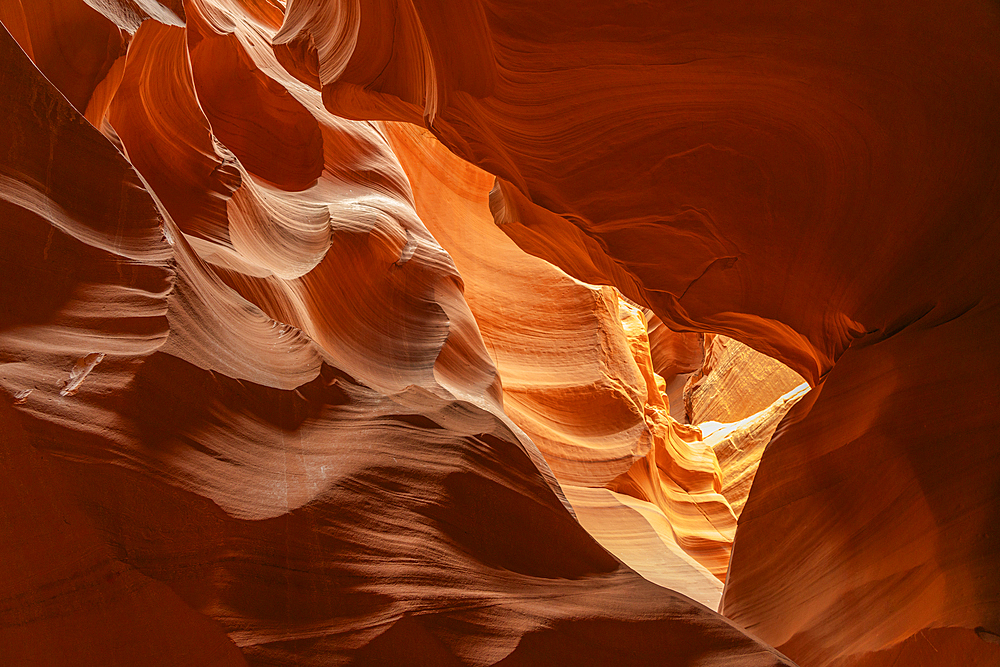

386,122,736,592
276,1,1000,664
0,5,792,665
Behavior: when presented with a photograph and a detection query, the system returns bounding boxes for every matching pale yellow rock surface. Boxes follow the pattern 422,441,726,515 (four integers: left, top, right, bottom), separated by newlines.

702,383,810,518
685,335,806,425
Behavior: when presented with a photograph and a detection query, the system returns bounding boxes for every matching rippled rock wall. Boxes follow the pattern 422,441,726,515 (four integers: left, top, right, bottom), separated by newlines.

2,1,999,666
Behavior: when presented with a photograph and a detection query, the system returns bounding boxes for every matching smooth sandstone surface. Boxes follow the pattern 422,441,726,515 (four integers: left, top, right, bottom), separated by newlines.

272,1,1000,665
0,2,793,666
722,305,1000,666
3,0,999,666
385,121,731,600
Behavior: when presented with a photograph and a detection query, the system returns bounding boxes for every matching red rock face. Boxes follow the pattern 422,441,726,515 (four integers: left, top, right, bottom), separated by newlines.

0,2,793,666
285,0,1000,371
2,1,999,666
272,0,1000,665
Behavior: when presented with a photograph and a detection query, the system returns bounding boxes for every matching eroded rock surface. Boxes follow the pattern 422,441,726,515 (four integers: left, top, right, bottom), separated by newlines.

0,2,793,665
4,1,1000,666
386,122,732,603
271,0,1000,665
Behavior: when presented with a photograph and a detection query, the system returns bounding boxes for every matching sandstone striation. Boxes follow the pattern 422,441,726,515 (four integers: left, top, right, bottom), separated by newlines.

273,0,1000,665
684,335,805,426
385,121,733,601
0,2,793,665
702,384,810,519
3,1,1000,666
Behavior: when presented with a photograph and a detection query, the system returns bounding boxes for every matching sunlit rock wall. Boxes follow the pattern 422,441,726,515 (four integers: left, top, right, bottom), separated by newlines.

3,0,1000,666
271,0,1000,665
0,1,796,665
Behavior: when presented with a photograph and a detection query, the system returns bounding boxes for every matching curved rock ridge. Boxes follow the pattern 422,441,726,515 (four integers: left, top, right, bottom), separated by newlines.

608,301,737,581
0,6,795,667
95,0,500,406
85,0,186,32
273,1,1000,665
721,303,1000,666
384,121,735,598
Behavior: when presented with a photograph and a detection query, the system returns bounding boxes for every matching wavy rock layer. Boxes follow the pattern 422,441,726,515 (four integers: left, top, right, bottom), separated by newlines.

684,336,810,520
277,1,1000,665
384,122,730,603
0,3,793,666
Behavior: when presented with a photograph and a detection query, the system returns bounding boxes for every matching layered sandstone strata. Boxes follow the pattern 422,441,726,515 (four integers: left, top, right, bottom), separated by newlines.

0,1,793,665
272,0,1000,664
3,0,999,666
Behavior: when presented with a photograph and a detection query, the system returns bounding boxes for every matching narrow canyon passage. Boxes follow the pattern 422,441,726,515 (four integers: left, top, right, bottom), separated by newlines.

0,1,998,667
387,122,811,608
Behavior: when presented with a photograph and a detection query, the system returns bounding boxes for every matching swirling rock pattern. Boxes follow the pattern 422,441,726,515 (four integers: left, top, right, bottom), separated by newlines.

5,0,1000,665
273,0,1000,665
384,121,730,604
0,3,793,666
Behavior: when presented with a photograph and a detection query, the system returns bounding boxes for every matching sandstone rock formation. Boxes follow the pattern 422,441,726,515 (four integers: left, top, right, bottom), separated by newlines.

684,336,805,426
270,0,1000,665
644,315,705,422
683,336,810,521
0,1,793,665
3,1,999,666
703,384,810,519
385,121,732,604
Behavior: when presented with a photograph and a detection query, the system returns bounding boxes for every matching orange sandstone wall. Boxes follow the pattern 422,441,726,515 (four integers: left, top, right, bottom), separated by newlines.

0,1,793,665
4,0,1000,665
272,0,1000,665
385,122,732,604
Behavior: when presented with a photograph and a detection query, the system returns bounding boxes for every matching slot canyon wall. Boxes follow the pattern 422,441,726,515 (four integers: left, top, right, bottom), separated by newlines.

0,1,998,666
